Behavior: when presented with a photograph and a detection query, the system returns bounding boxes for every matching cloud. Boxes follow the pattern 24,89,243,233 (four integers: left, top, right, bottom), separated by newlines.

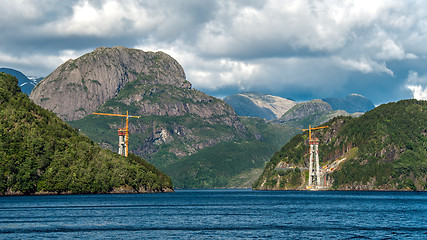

2,0,427,104
45,0,159,37
336,56,393,75
0,48,88,76
405,71,427,100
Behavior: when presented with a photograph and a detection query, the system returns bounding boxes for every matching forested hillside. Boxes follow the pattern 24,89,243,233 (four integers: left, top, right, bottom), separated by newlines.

254,99,427,191
0,73,173,195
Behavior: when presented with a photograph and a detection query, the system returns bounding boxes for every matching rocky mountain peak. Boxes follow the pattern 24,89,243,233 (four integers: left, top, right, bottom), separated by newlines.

30,46,189,121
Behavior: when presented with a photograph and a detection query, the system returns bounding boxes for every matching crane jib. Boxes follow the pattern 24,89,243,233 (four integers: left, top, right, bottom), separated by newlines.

92,112,141,157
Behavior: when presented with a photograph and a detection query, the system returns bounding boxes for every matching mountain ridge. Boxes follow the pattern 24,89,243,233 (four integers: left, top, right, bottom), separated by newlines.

30,46,190,121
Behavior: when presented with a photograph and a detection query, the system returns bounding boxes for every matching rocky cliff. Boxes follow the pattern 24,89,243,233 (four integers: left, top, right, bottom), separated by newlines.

30,46,189,121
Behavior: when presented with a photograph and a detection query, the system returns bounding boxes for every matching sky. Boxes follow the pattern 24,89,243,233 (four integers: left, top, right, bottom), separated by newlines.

1,0,427,105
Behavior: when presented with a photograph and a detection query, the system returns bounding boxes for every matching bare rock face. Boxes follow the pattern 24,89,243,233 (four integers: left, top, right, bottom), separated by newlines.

30,46,188,121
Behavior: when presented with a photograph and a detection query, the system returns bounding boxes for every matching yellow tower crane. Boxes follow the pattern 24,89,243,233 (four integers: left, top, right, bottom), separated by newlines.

302,125,330,141
93,111,141,157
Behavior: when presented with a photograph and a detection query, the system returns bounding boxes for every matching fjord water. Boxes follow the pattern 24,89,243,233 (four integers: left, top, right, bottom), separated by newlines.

1,190,426,239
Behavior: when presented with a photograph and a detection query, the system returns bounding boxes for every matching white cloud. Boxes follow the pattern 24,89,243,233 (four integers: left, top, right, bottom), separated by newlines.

44,0,160,37
196,0,408,57
0,49,87,76
0,0,43,22
186,58,260,91
136,41,260,91
405,71,427,100
336,56,393,75
407,85,427,100
376,39,406,60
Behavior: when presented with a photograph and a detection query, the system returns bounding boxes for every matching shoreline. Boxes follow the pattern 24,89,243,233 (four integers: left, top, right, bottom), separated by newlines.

0,187,174,197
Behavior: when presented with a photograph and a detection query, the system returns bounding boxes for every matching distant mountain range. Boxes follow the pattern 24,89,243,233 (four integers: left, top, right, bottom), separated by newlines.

0,68,42,95
224,92,374,128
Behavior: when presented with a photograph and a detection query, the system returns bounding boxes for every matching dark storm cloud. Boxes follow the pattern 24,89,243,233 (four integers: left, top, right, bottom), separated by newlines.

1,0,426,104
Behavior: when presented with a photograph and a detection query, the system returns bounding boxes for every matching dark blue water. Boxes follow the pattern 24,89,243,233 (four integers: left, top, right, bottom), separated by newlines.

0,190,426,239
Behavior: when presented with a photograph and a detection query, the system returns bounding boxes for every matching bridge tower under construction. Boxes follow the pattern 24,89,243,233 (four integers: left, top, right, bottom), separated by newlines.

118,128,126,156
302,125,329,189
93,111,140,157
308,138,320,188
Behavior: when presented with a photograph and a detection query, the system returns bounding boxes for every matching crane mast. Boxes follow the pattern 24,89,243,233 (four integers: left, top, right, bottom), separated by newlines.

93,111,141,157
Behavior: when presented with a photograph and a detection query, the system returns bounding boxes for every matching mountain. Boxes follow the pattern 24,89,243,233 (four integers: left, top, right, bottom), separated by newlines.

223,92,296,120
323,93,375,113
276,99,332,123
0,72,173,195
30,46,192,121
253,99,427,191
0,68,42,95
274,99,363,128
224,93,373,127
31,46,286,188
